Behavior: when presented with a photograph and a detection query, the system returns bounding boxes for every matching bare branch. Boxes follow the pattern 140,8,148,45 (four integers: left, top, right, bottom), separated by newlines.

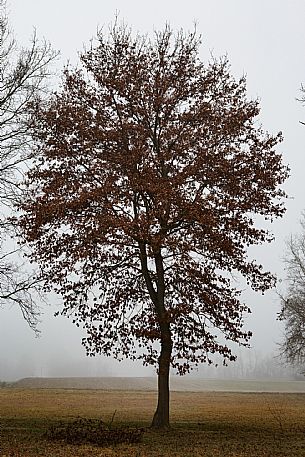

0,0,57,331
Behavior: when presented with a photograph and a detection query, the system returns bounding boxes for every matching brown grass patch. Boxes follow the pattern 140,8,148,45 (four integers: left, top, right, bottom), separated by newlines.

0,388,305,456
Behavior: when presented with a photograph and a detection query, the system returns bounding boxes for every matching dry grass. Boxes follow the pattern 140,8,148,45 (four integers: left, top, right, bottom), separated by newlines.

13,376,305,392
0,388,305,456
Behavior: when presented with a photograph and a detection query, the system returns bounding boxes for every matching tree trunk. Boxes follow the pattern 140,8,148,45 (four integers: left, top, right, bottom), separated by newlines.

139,245,172,428
151,325,172,428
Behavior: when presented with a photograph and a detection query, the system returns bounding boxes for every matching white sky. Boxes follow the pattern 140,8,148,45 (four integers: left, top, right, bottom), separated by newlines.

1,0,305,381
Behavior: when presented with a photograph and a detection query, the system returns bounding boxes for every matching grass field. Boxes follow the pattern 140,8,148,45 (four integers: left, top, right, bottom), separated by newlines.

0,388,305,456
13,376,305,392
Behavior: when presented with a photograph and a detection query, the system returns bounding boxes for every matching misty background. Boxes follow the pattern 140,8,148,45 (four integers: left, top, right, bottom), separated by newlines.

0,0,304,381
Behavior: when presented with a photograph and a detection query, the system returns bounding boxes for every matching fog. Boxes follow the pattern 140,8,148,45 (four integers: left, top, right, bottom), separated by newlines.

1,0,305,381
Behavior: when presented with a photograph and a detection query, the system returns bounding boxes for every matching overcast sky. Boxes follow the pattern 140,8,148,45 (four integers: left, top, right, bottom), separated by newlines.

1,0,305,381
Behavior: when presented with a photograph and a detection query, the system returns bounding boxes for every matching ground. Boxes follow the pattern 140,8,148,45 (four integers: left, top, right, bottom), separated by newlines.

0,387,305,456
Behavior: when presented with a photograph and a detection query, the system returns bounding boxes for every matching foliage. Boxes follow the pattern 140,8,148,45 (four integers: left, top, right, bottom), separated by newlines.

18,22,288,368
279,213,305,368
0,0,56,331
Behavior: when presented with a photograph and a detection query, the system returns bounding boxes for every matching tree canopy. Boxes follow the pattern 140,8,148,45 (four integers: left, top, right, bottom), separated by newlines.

17,24,288,426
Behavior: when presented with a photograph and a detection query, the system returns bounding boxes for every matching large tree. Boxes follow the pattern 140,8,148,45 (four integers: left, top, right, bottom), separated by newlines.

0,0,56,331
17,24,288,427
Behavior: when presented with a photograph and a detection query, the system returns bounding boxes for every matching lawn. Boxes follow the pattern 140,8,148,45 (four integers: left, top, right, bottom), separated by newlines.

0,388,304,456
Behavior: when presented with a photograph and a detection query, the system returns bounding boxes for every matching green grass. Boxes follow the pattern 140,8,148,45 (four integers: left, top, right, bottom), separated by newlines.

0,388,304,456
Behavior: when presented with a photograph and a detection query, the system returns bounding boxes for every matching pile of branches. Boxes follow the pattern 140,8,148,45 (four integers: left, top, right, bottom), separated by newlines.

45,417,145,446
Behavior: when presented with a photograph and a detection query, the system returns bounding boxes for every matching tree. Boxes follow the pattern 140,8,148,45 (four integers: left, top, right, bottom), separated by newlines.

17,24,288,427
0,0,56,331
279,213,305,367
278,83,305,370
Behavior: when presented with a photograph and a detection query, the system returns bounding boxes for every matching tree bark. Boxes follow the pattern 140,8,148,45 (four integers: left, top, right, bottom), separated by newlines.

151,323,172,428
